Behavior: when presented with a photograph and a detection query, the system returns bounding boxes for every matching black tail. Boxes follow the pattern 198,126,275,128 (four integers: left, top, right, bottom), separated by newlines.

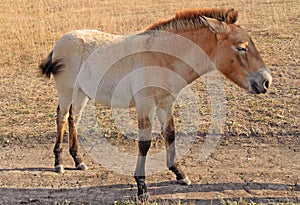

39,51,64,78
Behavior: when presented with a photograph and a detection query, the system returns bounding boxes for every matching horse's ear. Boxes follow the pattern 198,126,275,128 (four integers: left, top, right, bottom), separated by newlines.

201,16,227,33
224,8,238,24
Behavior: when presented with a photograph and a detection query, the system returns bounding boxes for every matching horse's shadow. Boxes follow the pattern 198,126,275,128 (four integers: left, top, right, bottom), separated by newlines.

0,167,299,204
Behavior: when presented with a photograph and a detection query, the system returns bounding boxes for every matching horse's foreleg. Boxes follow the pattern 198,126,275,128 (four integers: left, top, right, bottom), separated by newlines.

134,116,152,201
54,105,68,173
68,92,88,170
163,116,191,185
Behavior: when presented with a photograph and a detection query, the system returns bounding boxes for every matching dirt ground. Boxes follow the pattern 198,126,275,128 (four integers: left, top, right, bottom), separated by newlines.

0,0,299,204
0,135,300,204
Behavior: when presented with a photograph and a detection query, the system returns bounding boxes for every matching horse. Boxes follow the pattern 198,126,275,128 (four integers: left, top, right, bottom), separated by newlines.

39,8,272,200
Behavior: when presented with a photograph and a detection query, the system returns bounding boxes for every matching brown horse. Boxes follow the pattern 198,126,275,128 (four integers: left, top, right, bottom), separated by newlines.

39,8,272,200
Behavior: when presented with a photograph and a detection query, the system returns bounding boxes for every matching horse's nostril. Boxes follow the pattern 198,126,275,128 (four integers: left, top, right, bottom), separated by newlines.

263,80,270,89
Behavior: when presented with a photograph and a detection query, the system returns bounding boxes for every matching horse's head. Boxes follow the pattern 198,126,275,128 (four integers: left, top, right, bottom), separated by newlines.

209,20,272,94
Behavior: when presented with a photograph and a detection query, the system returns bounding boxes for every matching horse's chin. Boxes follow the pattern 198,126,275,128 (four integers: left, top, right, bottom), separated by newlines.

248,82,268,94
249,87,267,94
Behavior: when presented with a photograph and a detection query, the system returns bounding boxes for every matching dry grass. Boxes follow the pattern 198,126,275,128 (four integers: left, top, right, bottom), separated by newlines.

0,0,298,142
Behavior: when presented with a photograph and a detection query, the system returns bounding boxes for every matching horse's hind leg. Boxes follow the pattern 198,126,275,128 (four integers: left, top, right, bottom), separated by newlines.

54,100,71,173
68,88,88,170
157,107,191,185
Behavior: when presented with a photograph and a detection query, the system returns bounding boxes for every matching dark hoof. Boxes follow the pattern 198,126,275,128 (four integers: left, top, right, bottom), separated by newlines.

178,177,191,185
138,192,150,202
55,165,64,174
76,163,88,171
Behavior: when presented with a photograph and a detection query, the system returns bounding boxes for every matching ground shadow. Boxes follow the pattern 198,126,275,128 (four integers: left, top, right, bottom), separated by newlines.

0,167,55,172
0,178,299,204
0,167,79,172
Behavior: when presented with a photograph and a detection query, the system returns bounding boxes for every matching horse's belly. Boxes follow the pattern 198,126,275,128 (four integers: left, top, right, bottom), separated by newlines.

93,84,135,108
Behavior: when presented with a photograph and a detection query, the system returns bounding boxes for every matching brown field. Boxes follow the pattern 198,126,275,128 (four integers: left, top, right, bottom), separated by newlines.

0,0,299,204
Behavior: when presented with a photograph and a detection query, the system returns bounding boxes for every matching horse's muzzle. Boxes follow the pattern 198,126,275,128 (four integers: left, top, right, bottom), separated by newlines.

248,69,272,94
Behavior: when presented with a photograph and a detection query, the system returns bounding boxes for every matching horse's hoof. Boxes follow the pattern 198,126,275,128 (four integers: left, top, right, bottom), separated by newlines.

138,192,150,202
55,165,64,174
178,177,191,185
76,163,88,171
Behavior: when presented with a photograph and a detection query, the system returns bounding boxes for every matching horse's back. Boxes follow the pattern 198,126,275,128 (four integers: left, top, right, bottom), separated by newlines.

51,30,119,93
53,29,119,68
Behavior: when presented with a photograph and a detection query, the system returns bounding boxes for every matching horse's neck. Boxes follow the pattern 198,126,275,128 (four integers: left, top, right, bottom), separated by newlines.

167,28,218,84
181,28,218,57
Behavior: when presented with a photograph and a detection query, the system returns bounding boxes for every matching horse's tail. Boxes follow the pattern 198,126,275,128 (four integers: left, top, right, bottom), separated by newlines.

39,51,64,78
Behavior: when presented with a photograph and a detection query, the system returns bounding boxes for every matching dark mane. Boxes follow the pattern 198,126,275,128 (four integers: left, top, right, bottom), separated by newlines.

146,8,238,31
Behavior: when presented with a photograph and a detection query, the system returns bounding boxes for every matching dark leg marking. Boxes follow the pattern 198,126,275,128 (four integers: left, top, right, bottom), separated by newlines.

163,117,190,185
134,116,152,201
169,163,189,183
54,105,66,173
134,176,150,202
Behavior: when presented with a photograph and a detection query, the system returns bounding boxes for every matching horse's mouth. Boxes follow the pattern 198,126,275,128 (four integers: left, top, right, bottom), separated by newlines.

249,81,267,94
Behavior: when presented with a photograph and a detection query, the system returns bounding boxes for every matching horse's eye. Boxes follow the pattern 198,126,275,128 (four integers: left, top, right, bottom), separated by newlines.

237,46,247,52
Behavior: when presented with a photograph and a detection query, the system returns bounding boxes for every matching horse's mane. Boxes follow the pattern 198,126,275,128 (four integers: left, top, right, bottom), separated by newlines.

145,8,238,32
